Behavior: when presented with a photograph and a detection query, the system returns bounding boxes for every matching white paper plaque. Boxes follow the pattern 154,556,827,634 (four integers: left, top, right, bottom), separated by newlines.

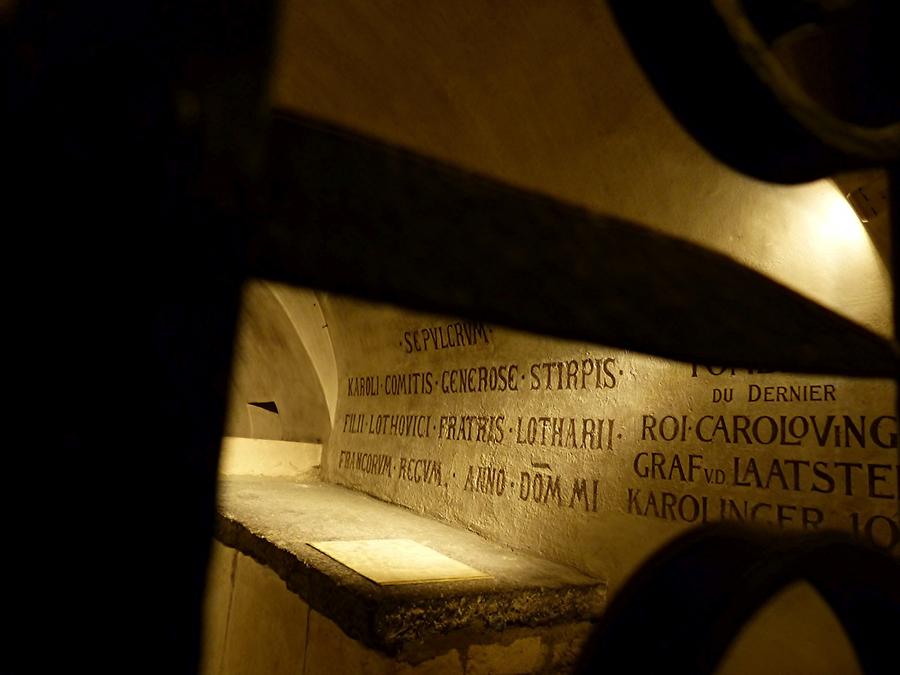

309,538,491,585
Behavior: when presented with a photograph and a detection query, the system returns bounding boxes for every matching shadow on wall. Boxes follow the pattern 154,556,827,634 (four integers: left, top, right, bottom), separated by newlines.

225,280,337,443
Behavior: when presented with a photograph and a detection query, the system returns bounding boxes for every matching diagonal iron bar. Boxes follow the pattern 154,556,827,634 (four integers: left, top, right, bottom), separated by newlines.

251,112,899,379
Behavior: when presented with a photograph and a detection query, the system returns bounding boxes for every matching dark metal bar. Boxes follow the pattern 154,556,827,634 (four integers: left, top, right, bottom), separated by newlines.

605,0,863,184
4,2,277,672
253,112,899,378
892,166,900,470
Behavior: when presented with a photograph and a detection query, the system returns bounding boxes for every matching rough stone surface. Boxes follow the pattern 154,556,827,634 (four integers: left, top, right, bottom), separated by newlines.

215,476,606,655
466,637,545,674
202,550,595,673
547,624,593,673
305,609,467,675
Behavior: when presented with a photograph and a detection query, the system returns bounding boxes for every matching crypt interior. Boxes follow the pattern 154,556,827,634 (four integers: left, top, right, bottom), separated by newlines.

3,1,898,674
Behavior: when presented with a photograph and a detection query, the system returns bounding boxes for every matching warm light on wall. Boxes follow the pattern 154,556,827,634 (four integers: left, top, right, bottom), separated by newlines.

779,179,876,276
745,176,890,337
840,175,889,225
819,182,871,245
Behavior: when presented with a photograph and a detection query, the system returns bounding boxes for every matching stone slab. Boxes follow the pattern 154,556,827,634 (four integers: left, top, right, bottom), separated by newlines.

219,436,321,478
215,476,606,654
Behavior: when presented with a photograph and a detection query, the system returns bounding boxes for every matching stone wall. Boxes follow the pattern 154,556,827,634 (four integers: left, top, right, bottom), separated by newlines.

320,296,897,590
225,281,336,443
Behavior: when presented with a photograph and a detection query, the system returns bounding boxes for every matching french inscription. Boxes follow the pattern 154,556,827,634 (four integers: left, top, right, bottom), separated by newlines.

690,365,775,377
640,413,897,449
747,383,836,403
623,365,899,552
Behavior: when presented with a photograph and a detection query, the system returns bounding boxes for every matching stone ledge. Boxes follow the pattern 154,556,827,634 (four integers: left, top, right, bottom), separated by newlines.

215,476,606,656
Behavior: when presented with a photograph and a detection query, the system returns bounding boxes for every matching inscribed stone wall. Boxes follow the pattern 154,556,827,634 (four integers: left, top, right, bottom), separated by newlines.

321,296,897,588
